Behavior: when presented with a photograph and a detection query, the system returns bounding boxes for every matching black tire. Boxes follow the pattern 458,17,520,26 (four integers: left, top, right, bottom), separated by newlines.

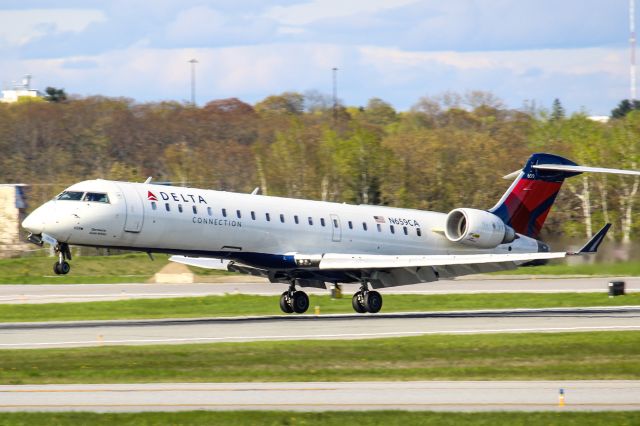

364,291,383,313
53,262,61,275
291,291,309,314
279,292,294,314
352,291,367,313
59,261,71,275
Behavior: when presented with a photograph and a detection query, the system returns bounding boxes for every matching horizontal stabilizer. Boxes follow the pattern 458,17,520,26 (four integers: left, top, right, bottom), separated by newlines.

533,164,640,176
169,255,230,270
318,251,566,270
573,223,612,254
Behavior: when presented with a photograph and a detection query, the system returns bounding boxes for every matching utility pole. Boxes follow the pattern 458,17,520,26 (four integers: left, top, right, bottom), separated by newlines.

332,67,338,123
189,58,198,106
631,0,637,100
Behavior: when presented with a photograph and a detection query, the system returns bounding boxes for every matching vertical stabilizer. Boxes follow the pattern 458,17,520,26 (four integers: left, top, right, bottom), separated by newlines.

489,153,580,238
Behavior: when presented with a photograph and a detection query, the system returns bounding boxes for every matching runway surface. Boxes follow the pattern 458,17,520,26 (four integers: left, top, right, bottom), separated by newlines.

0,381,638,412
1,307,638,349
1,277,638,304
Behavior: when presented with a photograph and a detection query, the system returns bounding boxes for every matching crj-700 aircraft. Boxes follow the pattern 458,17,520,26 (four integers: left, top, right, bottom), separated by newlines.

21,153,640,314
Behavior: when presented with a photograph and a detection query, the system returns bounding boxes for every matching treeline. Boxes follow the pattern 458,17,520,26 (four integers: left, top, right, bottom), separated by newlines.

0,91,638,243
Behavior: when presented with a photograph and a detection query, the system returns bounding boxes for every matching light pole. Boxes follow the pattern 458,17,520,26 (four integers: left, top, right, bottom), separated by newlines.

189,58,198,106
332,67,338,123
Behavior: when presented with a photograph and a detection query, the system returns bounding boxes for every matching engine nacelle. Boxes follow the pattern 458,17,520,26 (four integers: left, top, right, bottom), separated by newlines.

445,208,516,249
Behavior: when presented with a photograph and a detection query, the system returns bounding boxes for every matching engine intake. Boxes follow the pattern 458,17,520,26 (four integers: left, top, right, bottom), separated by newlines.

445,208,515,249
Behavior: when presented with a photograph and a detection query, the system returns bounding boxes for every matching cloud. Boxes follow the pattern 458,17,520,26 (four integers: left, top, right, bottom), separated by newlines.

0,8,105,48
163,5,279,47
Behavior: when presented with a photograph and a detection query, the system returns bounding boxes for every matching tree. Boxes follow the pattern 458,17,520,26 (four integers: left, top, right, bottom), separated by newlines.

611,99,640,119
43,87,67,103
550,98,565,121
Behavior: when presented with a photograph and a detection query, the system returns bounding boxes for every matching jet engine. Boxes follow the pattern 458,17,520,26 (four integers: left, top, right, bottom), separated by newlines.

445,208,516,249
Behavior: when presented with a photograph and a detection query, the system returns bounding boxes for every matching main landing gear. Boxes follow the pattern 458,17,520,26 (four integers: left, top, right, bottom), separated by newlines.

53,243,72,275
352,282,383,314
279,282,310,314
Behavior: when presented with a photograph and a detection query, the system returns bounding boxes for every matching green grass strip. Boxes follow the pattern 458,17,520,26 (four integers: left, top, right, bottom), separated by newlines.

493,261,640,276
0,331,638,384
0,292,637,323
0,411,639,426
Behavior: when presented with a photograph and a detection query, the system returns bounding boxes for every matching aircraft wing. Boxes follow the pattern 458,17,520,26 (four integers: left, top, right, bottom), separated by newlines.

315,251,566,270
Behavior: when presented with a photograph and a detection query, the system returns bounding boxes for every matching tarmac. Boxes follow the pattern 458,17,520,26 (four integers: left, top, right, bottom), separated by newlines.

0,276,637,304
1,306,638,349
0,381,638,412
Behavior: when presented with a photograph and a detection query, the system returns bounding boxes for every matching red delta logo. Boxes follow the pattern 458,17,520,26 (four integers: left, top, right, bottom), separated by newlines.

147,191,158,201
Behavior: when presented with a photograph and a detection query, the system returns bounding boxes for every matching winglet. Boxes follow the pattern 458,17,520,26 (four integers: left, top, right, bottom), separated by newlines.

572,223,611,254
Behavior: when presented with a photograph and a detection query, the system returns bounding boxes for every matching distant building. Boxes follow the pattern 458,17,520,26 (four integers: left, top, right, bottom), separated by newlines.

588,115,610,123
0,184,30,257
1,75,42,103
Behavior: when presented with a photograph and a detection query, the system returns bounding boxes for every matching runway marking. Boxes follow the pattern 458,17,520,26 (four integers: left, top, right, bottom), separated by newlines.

1,325,639,348
0,403,638,408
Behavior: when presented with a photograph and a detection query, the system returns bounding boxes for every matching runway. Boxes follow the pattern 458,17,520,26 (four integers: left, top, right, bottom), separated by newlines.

0,381,638,412
0,277,637,304
1,307,638,349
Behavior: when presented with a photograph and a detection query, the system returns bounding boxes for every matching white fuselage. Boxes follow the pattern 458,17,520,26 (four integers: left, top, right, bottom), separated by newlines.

22,179,540,270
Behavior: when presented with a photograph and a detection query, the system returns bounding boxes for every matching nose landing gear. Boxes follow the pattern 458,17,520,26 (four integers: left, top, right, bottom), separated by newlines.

53,243,72,275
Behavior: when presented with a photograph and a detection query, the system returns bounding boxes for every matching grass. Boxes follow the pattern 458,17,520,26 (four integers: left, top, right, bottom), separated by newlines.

0,412,638,426
495,261,640,276
0,292,638,323
0,331,638,384
0,253,231,284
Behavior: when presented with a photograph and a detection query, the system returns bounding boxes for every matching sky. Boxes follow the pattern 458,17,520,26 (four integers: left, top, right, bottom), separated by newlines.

0,0,633,114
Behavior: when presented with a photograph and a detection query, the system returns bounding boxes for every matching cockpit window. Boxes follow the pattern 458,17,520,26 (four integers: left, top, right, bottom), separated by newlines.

57,191,84,201
84,192,110,203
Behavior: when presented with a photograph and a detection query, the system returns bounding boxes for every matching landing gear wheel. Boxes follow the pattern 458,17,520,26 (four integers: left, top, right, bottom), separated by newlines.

53,261,70,275
352,291,367,313
279,291,294,314
59,261,70,275
291,291,309,314
364,290,383,313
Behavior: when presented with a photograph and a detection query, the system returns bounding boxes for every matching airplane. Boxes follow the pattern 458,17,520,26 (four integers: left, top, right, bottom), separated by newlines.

21,153,640,314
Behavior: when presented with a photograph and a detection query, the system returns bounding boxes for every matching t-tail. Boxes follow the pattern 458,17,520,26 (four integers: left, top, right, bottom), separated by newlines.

489,153,580,239
490,152,640,239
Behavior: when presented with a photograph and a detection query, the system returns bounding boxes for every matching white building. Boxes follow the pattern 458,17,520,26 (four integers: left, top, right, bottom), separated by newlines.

1,75,42,103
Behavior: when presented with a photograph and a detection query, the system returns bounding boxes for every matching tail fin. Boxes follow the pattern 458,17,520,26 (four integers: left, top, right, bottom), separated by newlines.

489,153,581,238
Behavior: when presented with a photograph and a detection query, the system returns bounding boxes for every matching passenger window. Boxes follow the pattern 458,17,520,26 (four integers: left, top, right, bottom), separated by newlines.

192,205,197,214
222,208,227,217
363,222,367,231
377,224,382,232
294,215,299,224
280,214,285,223
251,211,256,220
390,225,395,234
320,218,326,227
333,219,338,228
207,207,212,216
151,202,157,210
416,228,422,237
403,226,408,235
266,213,271,221
178,204,183,213
84,192,109,203
237,210,242,219
165,203,170,212
348,221,353,229
308,217,313,225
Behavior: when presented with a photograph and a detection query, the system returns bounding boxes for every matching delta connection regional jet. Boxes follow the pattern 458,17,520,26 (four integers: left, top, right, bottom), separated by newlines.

22,153,640,314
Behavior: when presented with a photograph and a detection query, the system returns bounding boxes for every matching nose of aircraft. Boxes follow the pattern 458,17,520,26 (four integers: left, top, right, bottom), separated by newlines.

21,202,53,235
